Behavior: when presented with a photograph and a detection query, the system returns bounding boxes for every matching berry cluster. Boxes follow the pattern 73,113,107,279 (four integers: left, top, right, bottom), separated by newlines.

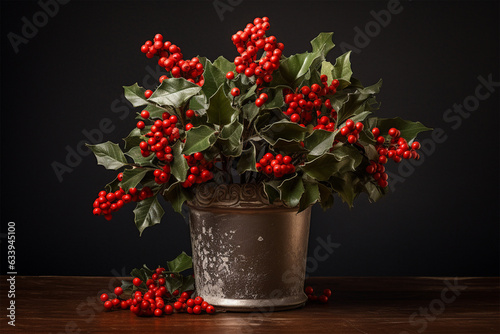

140,34,205,86
305,286,332,304
138,111,180,161
182,153,214,188
228,17,284,87
256,153,295,178
365,127,422,188
100,267,216,317
92,174,154,221
372,127,421,164
284,77,340,127
339,119,364,144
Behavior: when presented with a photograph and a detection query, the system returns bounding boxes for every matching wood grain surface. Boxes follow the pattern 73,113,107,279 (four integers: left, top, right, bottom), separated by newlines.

1,276,498,333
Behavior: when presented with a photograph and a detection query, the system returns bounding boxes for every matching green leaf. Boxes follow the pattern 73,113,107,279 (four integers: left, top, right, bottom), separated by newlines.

182,125,217,155
237,142,257,173
165,275,183,294
299,179,320,212
149,78,202,107
363,180,386,202
332,51,353,89
171,141,189,182
242,103,260,123
125,147,156,167
301,145,362,181
123,127,144,151
180,275,195,292
130,268,149,284
330,173,358,207
124,83,147,107
206,86,238,125
310,32,335,58
337,90,374,126
261,89,284,110
105,176,120,193
260,119,309,145
359,79,383,95
279,52,322,87
304,129,335,157
87,141,128,170
262,180,280,204
213,55,236,75
272,138,309,154
167,251,193,272
143,104,171,120
163,182,192,213
278,174,304,208
219,121,243,157
374,117,432,142
318,183,334,210
133,196,164,236
119,168,148,193
200,57,225,99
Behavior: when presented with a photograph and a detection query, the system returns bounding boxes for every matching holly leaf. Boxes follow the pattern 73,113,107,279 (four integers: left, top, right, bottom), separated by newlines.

299,179,320,212
87,141,128,170
149,78,201,107
213,55,235,75
124,83,147,107
182,125,217,155
242,103,260,123
123,127,145,151
180,275,195,292
332,51,353,89
133,196,164,236
119,168,148,193
272,138,309,154
263,180,281,205
260,119,309,145
237,142,257,173
163,182,192,213
143,104,171,120
167,251,192,272
261,89,284,110
171,141,189,182
125,147,156,167
105,176,121,193
301,146,362,181
372,117,432,142
318,183,334,210
278,174,305,208
304,129,335,157
200,57,225,99
330,173,359,207
219,121,243,157
165,275,182,294
310,32,335,59
206,86,238,126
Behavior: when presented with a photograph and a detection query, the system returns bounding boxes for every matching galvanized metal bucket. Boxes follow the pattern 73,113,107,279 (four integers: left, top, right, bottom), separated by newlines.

188,183,311,312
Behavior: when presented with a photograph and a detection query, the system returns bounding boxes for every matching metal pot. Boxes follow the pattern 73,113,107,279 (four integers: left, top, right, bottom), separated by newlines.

188,183,311,312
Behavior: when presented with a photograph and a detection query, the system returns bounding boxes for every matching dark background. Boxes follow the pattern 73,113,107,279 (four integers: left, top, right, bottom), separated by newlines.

1,0,498,277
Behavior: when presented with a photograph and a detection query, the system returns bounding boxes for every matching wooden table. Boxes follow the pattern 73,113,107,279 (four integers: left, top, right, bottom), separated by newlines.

1,276,498,333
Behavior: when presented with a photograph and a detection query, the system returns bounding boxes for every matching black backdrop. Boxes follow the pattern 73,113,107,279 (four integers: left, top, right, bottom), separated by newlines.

1,0,498,277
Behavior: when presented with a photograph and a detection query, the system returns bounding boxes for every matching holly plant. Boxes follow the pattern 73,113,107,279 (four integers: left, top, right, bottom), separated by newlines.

89,16,431,234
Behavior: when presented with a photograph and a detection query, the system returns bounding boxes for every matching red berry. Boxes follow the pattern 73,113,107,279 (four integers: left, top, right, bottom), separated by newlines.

372,127,380,137
388,128,398,137
144,90,153,99
318,295,328,303
411,141,421,150
173,301,182,310
255,98,264,107
206,305,215,314
186,299,195,308
100,293,109,302
304,286,313,295
347,135,357,144
193,305,202,314
231,87,240,97
226,71,235,80
154,308,163,317
104,301,113,310
114,287,123,296
323,288,332,297
140,110,150,119
137,121,145,129
186,109,195,118
194,296,203,305
133,278,142,287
